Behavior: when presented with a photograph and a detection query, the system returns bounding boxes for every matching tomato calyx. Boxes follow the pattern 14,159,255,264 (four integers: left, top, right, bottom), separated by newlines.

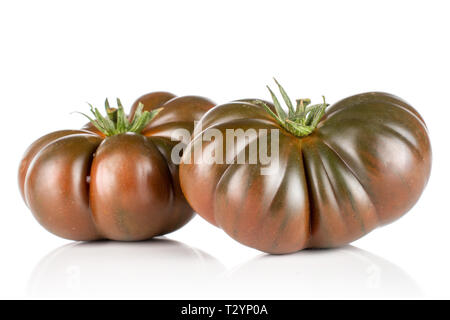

254,78,329,137
78,98,162,136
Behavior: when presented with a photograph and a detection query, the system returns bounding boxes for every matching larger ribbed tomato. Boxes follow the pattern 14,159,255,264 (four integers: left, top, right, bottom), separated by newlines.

179,82,431,254
19,92,214,241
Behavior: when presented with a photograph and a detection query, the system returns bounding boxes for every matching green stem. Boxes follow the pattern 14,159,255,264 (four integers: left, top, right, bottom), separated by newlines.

255,79,329,138
78,99,162,136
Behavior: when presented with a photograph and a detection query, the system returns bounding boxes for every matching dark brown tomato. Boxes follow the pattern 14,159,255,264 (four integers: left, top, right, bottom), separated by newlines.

20,91,215,241
179,93,432,254
24,133,103,240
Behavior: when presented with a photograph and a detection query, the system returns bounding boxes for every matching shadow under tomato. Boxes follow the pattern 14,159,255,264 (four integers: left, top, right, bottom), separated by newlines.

27,237,225,299
221,245,422,299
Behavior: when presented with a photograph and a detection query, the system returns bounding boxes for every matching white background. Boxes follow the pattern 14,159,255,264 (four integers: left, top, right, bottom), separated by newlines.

0,0,449,299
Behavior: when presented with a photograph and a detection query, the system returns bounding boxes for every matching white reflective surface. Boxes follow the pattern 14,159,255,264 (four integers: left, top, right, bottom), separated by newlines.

27,240,420,299
28,239,225,299
222,246,421,299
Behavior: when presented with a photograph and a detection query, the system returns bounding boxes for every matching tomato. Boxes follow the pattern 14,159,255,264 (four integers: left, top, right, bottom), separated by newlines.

179,82,431,254
19,92,215,241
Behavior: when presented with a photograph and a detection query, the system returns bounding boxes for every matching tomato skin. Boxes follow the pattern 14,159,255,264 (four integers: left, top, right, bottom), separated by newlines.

18,130,95,202
149,136,195,235
90,133,173,240
81,122,106,138
179,93,432,254
24,134,103,240
130,91,176,116
140,95,217,139
20,92,215,241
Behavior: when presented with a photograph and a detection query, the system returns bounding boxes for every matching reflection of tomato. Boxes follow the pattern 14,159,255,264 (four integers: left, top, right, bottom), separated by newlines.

19,92,215,241
180,89,431,254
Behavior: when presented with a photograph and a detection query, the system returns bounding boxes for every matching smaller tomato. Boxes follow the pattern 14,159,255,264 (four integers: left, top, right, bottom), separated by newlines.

19,92,215,241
